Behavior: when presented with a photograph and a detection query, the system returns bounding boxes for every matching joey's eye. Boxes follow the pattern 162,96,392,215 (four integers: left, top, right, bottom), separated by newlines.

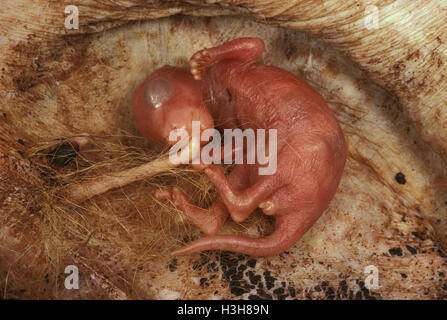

144,78,171,109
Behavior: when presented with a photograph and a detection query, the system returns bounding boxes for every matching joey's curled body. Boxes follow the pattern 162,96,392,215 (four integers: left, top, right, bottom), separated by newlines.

134,38,347,256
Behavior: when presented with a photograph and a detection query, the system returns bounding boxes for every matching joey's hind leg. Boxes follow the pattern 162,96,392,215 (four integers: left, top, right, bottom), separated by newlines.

203,135,335,223
202,142,304,223
189,37,265,80
203,164,286,223
155,164,250,235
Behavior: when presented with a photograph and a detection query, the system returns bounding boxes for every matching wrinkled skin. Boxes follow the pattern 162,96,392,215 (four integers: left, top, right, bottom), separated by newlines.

136,38,347,256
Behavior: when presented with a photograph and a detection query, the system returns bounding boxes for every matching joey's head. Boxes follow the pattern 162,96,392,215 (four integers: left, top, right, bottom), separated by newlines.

132,65,214,147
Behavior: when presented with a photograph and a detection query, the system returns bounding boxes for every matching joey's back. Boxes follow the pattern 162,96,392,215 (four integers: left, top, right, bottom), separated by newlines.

204,60,343,147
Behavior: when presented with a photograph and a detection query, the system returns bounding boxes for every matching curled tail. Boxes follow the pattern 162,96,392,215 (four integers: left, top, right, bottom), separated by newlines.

171,213,317,257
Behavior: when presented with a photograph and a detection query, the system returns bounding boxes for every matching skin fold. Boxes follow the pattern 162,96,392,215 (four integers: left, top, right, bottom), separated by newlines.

134,38,347,256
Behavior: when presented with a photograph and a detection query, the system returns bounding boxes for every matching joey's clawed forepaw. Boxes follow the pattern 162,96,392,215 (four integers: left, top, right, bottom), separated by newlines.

154,187,186,208
189,49,211,80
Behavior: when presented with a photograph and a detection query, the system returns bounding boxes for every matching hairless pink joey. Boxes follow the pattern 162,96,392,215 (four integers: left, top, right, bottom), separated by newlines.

133,37,347,257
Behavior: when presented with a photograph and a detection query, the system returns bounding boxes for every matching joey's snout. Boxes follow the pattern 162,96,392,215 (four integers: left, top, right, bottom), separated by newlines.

163,107,214,144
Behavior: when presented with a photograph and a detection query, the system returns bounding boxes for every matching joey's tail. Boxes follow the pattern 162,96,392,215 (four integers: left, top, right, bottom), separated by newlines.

171,213,317,257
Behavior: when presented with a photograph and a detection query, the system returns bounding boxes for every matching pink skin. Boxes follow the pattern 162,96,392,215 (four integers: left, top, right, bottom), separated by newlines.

133,65,214,148
141,38,347,257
